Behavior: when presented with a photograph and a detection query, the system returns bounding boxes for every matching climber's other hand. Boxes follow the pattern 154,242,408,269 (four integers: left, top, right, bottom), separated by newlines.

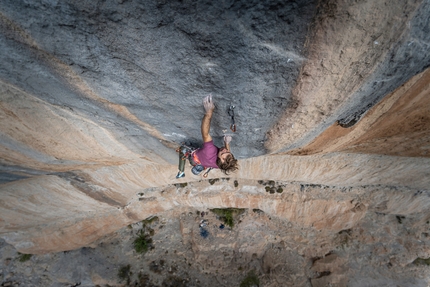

224,135,232,144
203,94,215,113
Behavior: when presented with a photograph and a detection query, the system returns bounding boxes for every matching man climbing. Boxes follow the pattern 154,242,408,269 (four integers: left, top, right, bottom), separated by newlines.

176,94,239,178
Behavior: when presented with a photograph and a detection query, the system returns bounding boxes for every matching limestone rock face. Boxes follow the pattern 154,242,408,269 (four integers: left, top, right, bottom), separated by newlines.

266,0,430,153
0,0,317,161
1,0,430,286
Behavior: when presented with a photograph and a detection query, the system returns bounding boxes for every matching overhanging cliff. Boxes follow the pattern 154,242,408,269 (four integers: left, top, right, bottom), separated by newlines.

1,0,430,286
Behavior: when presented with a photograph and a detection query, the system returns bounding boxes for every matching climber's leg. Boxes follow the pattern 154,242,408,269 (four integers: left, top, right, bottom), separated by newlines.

176,147,186,178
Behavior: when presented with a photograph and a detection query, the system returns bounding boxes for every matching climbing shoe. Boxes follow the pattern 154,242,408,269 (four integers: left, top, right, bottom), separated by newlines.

176,171,185,179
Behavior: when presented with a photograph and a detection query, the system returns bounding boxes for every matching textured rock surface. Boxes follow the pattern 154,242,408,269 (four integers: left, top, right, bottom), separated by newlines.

1,188,430,287
1,0,430,286
266,0,430,152
1,152,429,255
288,68,430,157
0,0,317,161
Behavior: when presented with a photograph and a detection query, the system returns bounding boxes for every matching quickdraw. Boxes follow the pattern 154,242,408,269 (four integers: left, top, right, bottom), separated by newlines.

228,105,236,132
203,168,212,178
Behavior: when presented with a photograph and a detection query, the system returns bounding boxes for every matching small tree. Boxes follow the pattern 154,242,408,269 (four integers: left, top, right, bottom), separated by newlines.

133,230,153,254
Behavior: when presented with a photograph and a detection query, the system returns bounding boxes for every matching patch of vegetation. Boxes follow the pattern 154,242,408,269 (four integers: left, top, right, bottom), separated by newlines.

210,208,245,228
261,180,284,194
174,182,188,188
17,253,32,262
118,264,131,285
240,270,260,287
413,257,430,265
234,180,239,188
209,178,219,185
259,180,277,186
133,230,153,254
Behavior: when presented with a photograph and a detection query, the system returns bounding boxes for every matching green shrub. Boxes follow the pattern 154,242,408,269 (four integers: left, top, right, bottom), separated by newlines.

174,182,188,188
209,178,219,185
413,257,430,265
17,253,32,262
240,270,259,287
210,208,245,228
224,211,234,228
133,231,153,254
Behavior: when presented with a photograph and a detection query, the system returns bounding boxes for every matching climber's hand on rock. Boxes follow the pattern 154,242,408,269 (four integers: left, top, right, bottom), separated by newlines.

224,135,232,144
203,94,215,114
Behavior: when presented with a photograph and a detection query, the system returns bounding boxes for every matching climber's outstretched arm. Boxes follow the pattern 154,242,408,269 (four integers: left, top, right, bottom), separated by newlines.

201,95,215,143
224,135,232,152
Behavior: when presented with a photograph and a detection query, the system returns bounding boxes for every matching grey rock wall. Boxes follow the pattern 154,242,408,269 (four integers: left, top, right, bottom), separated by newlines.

0,0,316,163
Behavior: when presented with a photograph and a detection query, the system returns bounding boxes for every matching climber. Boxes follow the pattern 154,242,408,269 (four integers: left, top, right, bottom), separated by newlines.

176,94,238,178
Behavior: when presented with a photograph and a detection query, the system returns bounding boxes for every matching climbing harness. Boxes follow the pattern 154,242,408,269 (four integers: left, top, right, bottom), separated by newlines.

228,105,236,132
177,143,213,178
176,144,195,161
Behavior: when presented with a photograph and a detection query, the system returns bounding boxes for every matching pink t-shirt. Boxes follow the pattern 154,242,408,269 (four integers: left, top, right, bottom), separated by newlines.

195,140,219,168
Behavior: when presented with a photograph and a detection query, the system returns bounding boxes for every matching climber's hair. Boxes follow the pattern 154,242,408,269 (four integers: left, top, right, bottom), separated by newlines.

216,154,239,175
